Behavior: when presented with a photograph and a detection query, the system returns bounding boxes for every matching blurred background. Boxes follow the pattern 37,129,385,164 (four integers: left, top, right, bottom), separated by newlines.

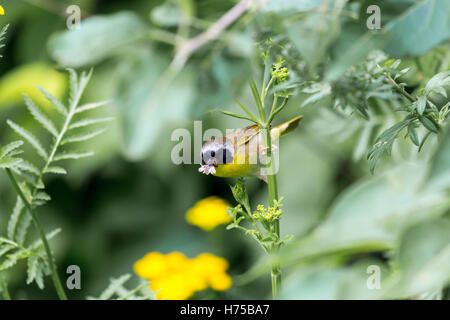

0,0,449,299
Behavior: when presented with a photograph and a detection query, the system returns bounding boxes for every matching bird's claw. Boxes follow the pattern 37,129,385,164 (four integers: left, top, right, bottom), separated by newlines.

259,144,278,155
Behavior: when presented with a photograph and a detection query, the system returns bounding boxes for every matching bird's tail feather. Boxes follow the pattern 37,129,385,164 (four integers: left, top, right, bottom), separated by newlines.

271,115,303,140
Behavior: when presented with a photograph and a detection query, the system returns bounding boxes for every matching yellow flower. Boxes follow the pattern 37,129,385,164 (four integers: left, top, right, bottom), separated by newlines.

134,251,232,300
186,196,232,231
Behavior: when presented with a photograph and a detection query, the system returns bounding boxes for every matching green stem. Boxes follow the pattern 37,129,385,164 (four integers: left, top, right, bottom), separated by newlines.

261,126,281,299
383,70,416,103
0,275,11,300
5,169,67,300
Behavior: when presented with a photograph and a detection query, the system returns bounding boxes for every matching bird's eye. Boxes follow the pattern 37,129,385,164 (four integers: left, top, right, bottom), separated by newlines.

218,145,234,164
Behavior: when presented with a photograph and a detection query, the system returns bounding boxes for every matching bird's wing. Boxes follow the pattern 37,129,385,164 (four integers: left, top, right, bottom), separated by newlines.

224,124,260,147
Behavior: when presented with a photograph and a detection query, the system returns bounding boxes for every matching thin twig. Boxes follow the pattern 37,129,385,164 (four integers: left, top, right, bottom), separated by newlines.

5,169,67,300
170,0,249,71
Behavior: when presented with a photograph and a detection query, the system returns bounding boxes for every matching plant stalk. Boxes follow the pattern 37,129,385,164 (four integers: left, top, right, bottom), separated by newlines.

261,126,281,299
5,169,67,300
0,275,11,300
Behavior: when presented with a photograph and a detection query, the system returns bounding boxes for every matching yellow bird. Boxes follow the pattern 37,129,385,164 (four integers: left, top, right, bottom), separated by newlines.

199,115,303,181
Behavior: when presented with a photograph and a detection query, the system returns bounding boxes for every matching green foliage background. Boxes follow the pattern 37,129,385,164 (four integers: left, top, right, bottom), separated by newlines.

0,0,449,299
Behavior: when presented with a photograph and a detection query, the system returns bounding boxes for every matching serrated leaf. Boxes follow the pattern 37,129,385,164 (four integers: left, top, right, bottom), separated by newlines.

36,85,67,116
44,166,67,175
367,118,413,173
0,244,15,257
34,191,51,202
0,156,22,169
62,128,106,145
69,117,114,130
75,100,111,114
15,212,32,245
15,159,40,176
0,140,23,159
7,197,24,241
30,229,61,251
53,151,94,161
99,274,131,300
67,68,78,106
23,94,59,137
26,255,39,285
7,120,49,160
0,248,30,271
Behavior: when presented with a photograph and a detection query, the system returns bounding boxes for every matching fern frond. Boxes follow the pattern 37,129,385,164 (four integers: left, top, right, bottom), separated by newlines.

0,141,24,158
36,86,67,116
30,229,61,251
0,157,22,169
88,274,154,300
0,24,9,57
75,100,111,114
0,244,15,257
67,68,78,106
7,120,49,160
54,151,94,161
7,197,24,242
23,94,59,137
15,159,40,176
0,247,30,271
44,166,67,175
62,128,106,145
15,212,32,245
26,255,40,286
69,117,114,130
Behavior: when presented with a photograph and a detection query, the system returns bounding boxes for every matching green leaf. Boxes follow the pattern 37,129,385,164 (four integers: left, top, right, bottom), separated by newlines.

0,141,23,159
53,151,95,161
367,118,413,173
417,95,427,115
75,100,111,114
385,219,450,297
385,0,450,57
425,71,450,97
36,85,67,116
7,120,49,160
15,212,32,246
0,157,22,169
262,0,321,12
44,166,67,175
428,126,450,187
26,256,40,286
249,80,263,113
99,274,131,300
0,248,30,271
48,12,148,68
69,117,114,130
7,197,24,242
15,159,40,176
62,128,107,145
418,115,439,133
407,123,419,146
22,94,59,137
30,229,61,251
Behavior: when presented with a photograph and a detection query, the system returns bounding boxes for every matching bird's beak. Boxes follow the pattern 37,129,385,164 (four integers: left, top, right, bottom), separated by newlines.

206,159,218,167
